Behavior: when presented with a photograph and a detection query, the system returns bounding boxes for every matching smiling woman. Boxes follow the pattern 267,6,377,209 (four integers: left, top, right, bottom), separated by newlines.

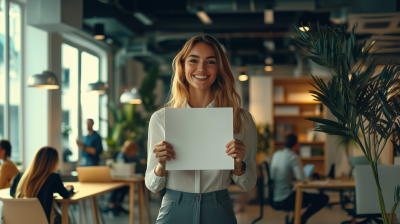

145,34,257,224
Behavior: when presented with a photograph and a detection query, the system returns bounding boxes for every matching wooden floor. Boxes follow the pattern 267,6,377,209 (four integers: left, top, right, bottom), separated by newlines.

67,192,399,224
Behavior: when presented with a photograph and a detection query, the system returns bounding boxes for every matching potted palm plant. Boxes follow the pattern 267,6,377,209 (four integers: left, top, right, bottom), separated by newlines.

256,123,272,164
292,22,400,224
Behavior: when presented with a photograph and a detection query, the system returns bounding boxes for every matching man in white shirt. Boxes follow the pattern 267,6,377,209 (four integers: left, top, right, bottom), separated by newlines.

270,134,329,224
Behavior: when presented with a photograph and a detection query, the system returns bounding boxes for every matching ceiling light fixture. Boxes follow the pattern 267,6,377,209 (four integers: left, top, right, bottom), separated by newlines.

299,26,310,32
196,11,212,25
264,9,274,24
265,66,273,72
87,81,107,95
238,72,248,82
120,88,142,104
265,57,273,65
94,24,105,40
133,12,153,26
27,71,59,89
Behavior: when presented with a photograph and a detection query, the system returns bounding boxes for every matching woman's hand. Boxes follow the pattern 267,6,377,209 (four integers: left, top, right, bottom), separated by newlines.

153,141,175,177
66,185,74,191
226,139,246,169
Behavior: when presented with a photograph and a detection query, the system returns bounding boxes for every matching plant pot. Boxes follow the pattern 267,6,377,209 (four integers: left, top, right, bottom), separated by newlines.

256,152,265,164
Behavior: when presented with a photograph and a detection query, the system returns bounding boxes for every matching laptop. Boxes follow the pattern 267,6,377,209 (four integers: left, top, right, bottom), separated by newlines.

76,166,113,183
303,164,315,179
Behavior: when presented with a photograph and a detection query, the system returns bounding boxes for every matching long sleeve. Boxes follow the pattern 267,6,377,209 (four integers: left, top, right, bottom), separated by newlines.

53,174,72,198
0,162,19,189
231,111,257,192
292,155,307,183
145,111,166,193
95,134,104,156
10,173,22,197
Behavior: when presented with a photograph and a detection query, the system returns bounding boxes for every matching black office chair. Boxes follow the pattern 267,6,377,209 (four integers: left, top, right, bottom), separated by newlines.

252,161,294,224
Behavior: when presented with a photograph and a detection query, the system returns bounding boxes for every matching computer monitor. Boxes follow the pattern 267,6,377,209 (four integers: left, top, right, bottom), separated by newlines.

303,164,315,179
76,166,113,183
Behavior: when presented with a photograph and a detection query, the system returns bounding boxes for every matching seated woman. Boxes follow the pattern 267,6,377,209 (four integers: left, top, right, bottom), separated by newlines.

104,140,146,216
0,140,19,189
11,147,74,222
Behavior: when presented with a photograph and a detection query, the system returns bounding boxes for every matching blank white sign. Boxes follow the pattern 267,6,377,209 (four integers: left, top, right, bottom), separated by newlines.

165,108,234,170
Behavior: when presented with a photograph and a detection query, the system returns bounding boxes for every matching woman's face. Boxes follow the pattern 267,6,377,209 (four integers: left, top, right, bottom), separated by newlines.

183,42,218,90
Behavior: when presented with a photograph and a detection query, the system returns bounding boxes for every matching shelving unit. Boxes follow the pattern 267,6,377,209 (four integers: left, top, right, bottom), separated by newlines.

273,78,327,176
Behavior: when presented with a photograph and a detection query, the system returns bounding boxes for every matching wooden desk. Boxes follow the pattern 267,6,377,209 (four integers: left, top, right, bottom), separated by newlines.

0,182,128,224
58,182,127,224
112,176,150,224
294,180,355,224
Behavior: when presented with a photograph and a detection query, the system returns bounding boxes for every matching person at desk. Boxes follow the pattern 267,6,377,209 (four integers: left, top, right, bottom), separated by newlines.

76,118,103,166
0,140,19,189
103,140,146,216
146,34,257,224
11,147,74,223
270,134,329,224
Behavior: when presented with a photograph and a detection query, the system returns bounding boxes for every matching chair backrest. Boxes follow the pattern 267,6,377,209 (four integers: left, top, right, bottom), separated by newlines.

0,197,48,224
76,166,113,183
354,165,400,214
263,161,275,206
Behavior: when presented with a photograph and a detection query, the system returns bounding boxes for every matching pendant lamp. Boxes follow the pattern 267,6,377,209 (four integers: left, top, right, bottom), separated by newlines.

87,81,107,95
27,71,59,89
120,88,142,104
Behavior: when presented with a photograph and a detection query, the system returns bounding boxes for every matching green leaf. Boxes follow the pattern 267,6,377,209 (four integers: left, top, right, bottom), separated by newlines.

306,118,350,132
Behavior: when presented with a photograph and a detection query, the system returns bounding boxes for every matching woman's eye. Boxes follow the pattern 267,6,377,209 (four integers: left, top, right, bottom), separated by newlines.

208,61,216,64
189,60,197,63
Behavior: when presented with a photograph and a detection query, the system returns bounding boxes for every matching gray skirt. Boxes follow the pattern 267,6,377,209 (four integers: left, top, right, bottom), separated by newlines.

156,189,237,224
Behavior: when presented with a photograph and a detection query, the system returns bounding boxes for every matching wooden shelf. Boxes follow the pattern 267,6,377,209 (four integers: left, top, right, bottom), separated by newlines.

274,102,321,105
301,156,325,161
274,141,325,145
275,115,323,118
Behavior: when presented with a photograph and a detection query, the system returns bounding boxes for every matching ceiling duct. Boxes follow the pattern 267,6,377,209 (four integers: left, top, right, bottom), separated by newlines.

27,0,82,32
347,12,400,34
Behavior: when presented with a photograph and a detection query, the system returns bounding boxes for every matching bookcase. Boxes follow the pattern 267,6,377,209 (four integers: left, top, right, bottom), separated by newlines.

273,78,327,176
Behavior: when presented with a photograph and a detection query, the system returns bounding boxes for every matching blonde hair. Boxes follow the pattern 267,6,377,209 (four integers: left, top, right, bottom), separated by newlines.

121,140,138,154
165,34,248,134
15,147,59,198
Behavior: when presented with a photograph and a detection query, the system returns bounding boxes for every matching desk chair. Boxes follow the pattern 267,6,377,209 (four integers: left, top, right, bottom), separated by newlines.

341,165,400,224
0,197,48,224
251,162,294,224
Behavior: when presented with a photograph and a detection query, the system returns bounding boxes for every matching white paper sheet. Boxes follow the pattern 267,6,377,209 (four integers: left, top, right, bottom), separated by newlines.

165,108,234,170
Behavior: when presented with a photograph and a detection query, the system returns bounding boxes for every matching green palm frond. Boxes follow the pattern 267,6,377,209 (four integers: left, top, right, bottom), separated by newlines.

293,22,400,224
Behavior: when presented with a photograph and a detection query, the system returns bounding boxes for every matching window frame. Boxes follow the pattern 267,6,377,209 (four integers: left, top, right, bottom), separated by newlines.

2,0,25,163
61,39,107,162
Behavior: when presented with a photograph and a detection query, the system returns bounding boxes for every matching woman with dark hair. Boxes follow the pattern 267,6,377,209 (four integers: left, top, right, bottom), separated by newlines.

145,34,257,224
0,139,19,189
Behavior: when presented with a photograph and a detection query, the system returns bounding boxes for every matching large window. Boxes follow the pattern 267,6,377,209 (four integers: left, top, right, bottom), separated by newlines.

81,52,100,133
0,0,22,162
61,44,79,162
61,44,103,162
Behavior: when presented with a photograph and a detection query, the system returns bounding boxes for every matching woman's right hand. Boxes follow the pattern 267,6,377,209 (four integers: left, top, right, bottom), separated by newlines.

153,141,175,176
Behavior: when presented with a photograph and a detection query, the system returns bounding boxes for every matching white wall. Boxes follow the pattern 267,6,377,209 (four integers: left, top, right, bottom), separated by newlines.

23,25,50,169
249,76,273,125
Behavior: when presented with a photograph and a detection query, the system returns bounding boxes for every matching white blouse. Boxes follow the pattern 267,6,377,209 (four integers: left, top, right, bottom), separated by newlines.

145,101,257,193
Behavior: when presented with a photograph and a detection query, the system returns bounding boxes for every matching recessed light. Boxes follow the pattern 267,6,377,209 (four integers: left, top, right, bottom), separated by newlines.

265,66,273,72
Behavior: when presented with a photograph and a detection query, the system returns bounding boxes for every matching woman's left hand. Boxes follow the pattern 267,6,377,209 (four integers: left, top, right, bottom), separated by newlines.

226,139,246,167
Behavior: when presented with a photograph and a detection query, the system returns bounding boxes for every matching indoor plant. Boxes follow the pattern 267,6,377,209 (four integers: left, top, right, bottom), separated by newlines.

293,22,400,223
256,123,272,163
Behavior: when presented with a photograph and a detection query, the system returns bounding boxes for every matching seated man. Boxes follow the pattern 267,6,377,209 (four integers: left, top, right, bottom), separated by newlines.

0,140,19,189
270,134,329,224
103,140,146,216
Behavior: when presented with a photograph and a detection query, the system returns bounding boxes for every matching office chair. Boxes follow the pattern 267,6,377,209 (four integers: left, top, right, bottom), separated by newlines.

251,161,294,224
